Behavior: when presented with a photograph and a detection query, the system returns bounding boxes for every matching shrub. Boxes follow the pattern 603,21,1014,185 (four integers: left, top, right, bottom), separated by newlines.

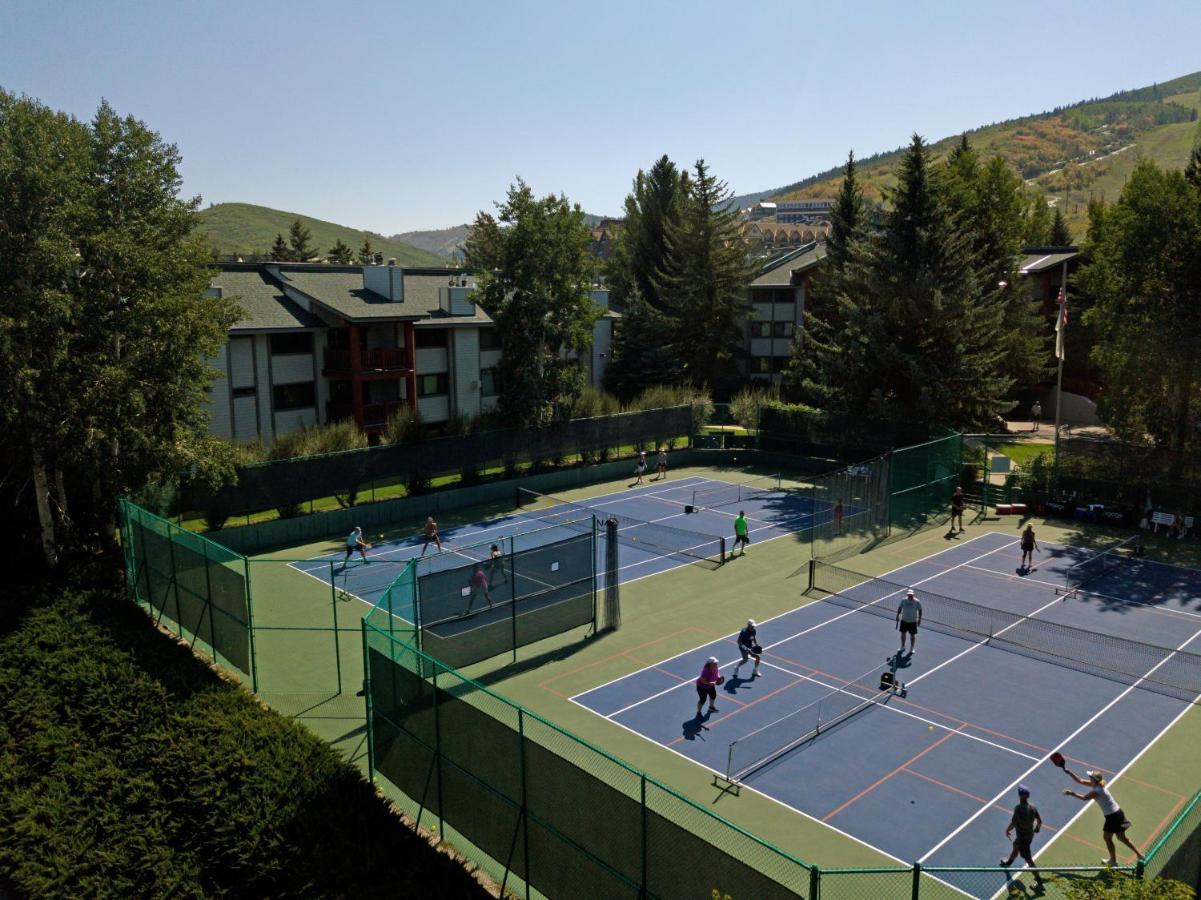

382,406,424,445
406,470,431,496
729,383,781,429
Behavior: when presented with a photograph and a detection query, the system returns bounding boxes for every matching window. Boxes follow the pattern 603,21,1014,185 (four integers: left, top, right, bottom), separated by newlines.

418,373,449,397
232,385,256,398
273,382,316,410
269,332,313,355
750,357,772,374
415,328,448,348
480,367,499,397
772,321,795,338
478,327,502,350
771,288,796,304
750,321,771,338
772,356,790,374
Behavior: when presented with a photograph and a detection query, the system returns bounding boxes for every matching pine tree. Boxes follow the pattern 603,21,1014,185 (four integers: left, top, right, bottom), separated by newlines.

1049,206,1072,245
270,232,291,261
327,238,353,264
357,237,376,265
655,159,754,395
799,134,1010,433
1024,188,1054,245
602,288,679,401
607,155,688,312
1184,143,1201,191
288,219,315,261
826,150,864,271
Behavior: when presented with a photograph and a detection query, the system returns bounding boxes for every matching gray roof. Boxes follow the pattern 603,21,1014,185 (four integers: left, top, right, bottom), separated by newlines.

1020,249,1078,274
212,269,323,332
750,240,827,286
278,268,481,322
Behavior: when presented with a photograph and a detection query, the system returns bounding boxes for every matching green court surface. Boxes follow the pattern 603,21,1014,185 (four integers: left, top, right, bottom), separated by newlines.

241,465,1201,888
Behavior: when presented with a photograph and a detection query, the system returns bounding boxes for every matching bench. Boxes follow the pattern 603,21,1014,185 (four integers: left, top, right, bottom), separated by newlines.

1146,510,1194,538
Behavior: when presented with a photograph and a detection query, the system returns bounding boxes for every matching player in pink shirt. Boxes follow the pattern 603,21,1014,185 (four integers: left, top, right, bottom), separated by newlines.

695,656,723,717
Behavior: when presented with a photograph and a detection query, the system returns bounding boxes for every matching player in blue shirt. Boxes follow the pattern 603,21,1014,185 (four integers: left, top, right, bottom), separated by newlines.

345,526,369,564
734,618,762,679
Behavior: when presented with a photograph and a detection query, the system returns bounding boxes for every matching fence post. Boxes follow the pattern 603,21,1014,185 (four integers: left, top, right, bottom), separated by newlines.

911,861,921,900
361,621,375,784
331,563,343,695
640,775,649,898
518,709,531,900
244,557,259,694
200,537,217,664
808,864,819,900
430,660,445,840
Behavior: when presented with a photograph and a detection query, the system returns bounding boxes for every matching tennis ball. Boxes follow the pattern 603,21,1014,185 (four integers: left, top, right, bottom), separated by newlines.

928,725,934,732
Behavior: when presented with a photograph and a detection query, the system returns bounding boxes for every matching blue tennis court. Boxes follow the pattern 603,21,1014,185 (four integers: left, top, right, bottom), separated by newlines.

288,474,836,614
573,532,1201,898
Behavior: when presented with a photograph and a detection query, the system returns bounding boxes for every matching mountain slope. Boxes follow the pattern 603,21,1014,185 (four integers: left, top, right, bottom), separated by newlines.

732,71,1201,239
196,203,444,266
393,213,613,259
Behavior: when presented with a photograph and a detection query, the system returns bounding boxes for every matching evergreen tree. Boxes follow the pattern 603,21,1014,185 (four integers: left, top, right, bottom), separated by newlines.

799,134,1010,433
825,150,864,271
655,159,754,394
465,180,599,426
1049,206,1072,245
288,219,315,261
602,288,679,401
607,155,688,311
270,232,291,261
1024,188,1054,245
1079,158,1201,459
357,237,377,265
327,238,353,264
1184,143,1201,191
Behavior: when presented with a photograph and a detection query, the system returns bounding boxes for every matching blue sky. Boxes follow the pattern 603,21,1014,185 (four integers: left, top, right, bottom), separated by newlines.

2,0,1198,234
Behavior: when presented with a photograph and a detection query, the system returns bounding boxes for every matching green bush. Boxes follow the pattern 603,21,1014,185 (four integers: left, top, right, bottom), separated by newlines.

1064,872,1195,899
0,570,486,899
729,383,781,429
268,420,368,460
628,384,714,435
381,405,424,445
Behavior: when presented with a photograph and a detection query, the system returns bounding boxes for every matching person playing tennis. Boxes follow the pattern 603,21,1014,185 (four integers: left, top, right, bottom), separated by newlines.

420,516,443,556
833,498,844,535
951,486,966,533
463,564,494,616
695,656,723,716
733,511,750,556
1062,768,1141,866
999,784,1044,885
733,619,762,679
896,589,922,656
633,450,648,485
654,447,668,481
487,543,508,587
344,526,369,564
1020,523,1040,571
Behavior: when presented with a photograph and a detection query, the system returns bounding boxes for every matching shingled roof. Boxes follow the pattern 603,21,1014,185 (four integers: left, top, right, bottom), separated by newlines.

211,269,324,332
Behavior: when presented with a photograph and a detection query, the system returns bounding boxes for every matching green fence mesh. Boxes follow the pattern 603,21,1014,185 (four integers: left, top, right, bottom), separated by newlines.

363,623,815,899
807,454,892,562
889,432,963,533
120,499,255,687
1143,786,1201,890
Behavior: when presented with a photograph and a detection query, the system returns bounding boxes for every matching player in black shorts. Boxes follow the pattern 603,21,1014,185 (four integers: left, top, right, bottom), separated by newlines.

733,619,762,679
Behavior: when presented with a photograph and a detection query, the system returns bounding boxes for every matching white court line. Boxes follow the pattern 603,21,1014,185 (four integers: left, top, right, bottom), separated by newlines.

963,563,1201,621
573,532,1012,706
564,693,975,898
917,617,1201,863
756,659,1040,762
603,536,1018,718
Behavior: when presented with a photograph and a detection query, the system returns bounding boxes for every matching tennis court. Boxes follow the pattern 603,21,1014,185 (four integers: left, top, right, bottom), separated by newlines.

288,472,837,616
573,532,1201,898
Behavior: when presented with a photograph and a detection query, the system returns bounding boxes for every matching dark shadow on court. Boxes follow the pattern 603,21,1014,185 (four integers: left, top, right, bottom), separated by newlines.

681,713,712,741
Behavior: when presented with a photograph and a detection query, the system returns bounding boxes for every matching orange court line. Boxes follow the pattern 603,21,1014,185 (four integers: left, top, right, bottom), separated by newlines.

667,674,811,747
822,726,962,822
537,625,705,691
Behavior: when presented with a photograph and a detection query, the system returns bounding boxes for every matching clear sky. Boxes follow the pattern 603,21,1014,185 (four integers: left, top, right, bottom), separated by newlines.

2,0,1198,234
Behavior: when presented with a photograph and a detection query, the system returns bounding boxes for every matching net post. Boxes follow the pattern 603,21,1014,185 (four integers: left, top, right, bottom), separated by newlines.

720,536,727,565
808,559,816,593
590,515,599,634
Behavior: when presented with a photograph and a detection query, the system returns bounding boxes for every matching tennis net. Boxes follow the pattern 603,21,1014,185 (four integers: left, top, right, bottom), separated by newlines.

723,663,899,785
1055,535,1143,601
691,474,782,511
811,561,1201,705
515,487,726,566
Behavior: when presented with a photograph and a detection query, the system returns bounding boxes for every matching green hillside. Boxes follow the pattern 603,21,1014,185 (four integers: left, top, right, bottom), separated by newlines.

768,71,1201,241
196,203,444,266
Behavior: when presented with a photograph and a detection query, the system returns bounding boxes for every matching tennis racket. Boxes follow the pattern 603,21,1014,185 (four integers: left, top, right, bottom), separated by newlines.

716,675,726,685
1050,751,1066,768
751,644,763,655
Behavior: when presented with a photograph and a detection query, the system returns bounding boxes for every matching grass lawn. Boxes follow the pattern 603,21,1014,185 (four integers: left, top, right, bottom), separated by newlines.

992,440,1055,468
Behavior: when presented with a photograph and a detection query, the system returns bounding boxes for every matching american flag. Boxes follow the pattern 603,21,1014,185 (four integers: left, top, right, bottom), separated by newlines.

1054,285,1068,361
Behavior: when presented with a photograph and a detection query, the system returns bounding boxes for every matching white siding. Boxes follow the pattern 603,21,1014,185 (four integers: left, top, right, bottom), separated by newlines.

254,335,274,444
417,396,449,423
416,347,448,373
228,336,255,388
750,338,778,357
752,303,775,324
454,328,481,419
271,353,314,384
233,396,259,442
205,344,232,439
274,408,317,434
363,265,403,301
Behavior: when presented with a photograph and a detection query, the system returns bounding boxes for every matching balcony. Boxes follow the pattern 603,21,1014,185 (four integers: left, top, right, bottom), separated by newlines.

323,347,411,373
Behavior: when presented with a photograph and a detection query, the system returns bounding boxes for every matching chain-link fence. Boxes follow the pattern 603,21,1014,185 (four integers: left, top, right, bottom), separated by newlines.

806,454,892,562
889,432,964,533
1142,786,1201,890
1056,436,1201,515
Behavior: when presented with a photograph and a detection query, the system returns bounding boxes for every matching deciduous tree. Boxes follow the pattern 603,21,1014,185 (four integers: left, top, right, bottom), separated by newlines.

465,180,599,425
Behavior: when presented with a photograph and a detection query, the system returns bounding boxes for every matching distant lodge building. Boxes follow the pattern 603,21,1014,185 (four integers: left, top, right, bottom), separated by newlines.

203,261,616,445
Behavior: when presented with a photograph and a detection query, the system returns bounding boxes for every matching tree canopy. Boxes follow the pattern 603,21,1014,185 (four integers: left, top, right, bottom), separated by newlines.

465,180,599,426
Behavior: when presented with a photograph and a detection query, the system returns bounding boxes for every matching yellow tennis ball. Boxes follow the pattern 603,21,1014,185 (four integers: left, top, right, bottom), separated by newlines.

928,725,934,731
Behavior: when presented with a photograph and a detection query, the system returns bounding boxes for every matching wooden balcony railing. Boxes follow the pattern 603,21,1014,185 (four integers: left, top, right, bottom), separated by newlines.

323,347,411,372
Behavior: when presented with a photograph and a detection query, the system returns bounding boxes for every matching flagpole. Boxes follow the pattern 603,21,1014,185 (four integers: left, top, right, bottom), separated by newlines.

1052,260,1067,487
